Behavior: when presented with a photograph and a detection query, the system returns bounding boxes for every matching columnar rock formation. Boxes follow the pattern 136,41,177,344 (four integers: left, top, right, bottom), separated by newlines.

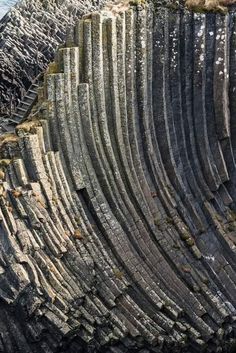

0,0,108,116
0,2,236,353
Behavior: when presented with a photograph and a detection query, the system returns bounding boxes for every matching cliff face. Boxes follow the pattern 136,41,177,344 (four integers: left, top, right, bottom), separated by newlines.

0,2,236,353
0,0,108,116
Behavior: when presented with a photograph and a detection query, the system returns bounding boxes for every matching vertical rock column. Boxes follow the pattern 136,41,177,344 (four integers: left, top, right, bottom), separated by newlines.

0,3,236,353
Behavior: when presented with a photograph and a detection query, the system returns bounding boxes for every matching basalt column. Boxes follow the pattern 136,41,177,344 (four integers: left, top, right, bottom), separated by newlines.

0,3,235,353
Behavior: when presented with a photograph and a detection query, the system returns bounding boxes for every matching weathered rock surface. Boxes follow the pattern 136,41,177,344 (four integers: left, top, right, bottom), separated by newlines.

0,2,236,353
0,0,109,117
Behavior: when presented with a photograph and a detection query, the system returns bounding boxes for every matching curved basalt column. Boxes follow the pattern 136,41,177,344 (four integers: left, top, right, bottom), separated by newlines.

0,3,236,352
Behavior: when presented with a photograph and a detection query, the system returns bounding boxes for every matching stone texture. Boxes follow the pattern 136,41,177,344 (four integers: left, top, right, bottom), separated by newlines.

0,2,236,353
0,0,109,118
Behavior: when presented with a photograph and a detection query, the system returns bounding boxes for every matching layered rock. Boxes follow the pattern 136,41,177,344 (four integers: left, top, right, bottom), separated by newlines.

0,2,236,353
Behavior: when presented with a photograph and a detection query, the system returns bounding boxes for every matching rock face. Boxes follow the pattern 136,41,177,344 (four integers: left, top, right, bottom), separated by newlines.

0,2,236,353
0,0,108,117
